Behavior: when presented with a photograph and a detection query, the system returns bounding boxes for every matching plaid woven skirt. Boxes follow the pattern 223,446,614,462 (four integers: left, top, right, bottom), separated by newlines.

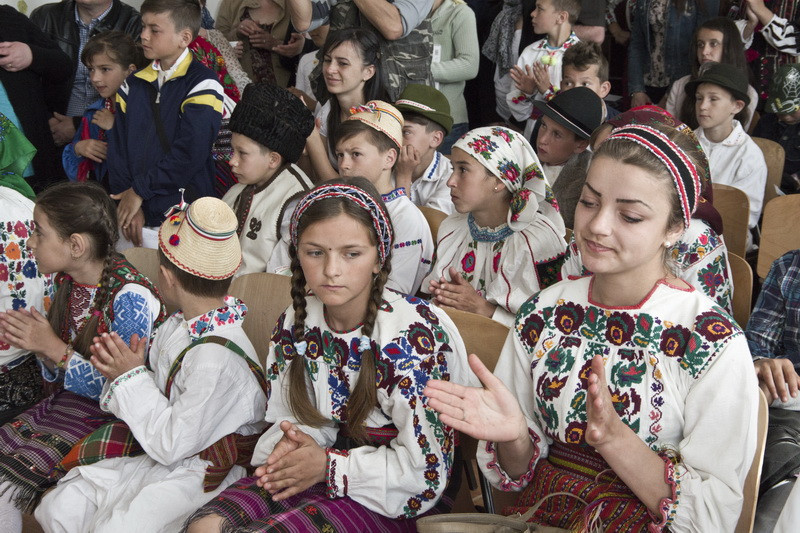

503,442,657,532
0,390,113,512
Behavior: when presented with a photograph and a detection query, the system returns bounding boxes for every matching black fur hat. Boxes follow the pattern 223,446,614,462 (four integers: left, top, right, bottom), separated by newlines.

228,83,314,163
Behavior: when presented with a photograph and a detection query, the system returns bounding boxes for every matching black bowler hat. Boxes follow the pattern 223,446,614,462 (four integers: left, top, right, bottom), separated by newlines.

533,87,604,140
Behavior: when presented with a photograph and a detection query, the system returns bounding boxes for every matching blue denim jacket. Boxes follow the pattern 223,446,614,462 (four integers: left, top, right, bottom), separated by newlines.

628,0,720,93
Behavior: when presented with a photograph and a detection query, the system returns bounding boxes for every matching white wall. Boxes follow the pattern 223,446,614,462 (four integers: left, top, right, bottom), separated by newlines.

1,0,222,19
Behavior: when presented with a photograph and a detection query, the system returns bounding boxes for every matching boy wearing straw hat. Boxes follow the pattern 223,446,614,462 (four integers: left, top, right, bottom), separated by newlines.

334,100,434,296
221,83,315,277
36,197,267,532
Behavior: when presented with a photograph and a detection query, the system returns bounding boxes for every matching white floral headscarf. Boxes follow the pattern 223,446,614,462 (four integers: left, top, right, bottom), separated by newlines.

453,126,565,235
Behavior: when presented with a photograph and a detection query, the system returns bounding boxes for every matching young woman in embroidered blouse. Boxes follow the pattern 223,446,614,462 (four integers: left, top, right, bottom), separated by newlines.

0,182,165,530
186,178,473,532
425,123,759,531
423,126,566,326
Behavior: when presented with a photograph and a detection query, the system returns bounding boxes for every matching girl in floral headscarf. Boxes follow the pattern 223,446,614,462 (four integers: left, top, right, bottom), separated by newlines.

423,126,566,326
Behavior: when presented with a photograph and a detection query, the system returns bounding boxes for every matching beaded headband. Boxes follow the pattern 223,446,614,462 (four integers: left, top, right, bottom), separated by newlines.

606,125,700,229
289,183,394,266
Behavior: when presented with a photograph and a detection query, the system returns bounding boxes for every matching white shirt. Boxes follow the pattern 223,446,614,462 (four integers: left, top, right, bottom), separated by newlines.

696,120,767,230
408,151,455,214
0,188,50,366
383,188,434,295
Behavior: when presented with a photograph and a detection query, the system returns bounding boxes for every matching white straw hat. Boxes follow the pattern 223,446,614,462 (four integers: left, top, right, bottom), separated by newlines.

158,196,242,280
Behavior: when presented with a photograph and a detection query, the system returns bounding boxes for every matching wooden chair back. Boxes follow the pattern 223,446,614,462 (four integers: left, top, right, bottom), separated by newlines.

735,389,769,533
727,252,753,329
122,247,179,315
752,137,785,206
747,110,760,135
229,272,293,367
712,183,750,258
122,247,160,286
440,306,510,514
757,195,800,280
419,206,448,243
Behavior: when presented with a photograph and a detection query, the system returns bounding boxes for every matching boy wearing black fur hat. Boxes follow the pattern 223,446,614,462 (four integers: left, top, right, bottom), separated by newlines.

222,83,315,277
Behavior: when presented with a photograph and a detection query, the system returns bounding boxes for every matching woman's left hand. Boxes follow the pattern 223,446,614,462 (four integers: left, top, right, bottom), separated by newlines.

430,267,496,317
255,421,327,500
585,354,625,450
0,307,65,362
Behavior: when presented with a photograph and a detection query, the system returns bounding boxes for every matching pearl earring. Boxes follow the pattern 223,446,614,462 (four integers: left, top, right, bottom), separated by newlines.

664,241,672,248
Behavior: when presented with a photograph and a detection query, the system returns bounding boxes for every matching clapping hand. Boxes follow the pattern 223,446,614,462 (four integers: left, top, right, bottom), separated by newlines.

255,421,327,501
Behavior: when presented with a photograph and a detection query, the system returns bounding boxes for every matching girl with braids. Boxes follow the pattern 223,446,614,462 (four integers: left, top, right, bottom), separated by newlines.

304,28,387,181
185,177,474,533
425,122,759,531
0,182,165,531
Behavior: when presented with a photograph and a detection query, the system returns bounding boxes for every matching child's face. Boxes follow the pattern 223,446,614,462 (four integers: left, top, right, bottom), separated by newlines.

561,65,611,99
336,132,396,183
695,83,743,130
229,133,278,186
447,148,505,215
28,208,71,276
87,52,134,99
141,11,191,65
401,121,440,160
696,28,724,65
323,41,375,99
531,0,562,35
536,115,586,166
778,108,800,125
297,212,380,326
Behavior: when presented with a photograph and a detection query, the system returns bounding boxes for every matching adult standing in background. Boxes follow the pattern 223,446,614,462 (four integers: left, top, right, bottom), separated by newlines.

216,0,305,87
30,0,142,146
628,0,719,108
0,5,72,191
430,0,479,153
287,0,436,101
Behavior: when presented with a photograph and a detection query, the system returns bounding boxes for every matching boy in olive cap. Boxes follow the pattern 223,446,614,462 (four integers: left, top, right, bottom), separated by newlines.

222,83,316,276
753,64,800,193
394,84,455,214
688,62,766,250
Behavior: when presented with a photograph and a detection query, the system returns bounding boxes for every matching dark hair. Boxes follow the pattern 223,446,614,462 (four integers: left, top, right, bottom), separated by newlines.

287,177,392,443
552,0,582,24
141,0,201,39
335,119,399,161
37,182,120,357
322,28,386,156
680,17,751,128
81,30,145,70
562,41,609,83
157,248,232,297
403,111,447,136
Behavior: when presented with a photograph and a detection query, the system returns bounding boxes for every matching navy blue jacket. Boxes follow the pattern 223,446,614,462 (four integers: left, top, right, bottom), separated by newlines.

108,51,223,226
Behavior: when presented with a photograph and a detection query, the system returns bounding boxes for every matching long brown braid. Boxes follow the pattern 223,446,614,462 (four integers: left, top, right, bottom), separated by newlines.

37,182,120,357
285,178,393,443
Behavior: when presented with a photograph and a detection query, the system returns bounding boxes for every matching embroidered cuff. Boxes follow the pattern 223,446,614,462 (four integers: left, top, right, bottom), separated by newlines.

37,358,63,383
100,365,148,411
484,428,541,491
647,450,680,531
325,447,350,499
